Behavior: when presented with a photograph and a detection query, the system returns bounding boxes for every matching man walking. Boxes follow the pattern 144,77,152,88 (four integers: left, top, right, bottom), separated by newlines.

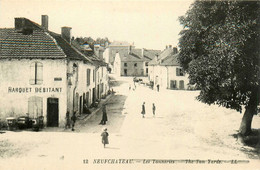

157,84,160,92
65,111,70,129
152,103,156,117
99,104,108,125
71,111,77,131
141,102,146,118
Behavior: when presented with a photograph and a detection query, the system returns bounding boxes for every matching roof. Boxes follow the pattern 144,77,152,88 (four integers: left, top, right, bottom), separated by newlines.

160,53,180,66
148,48,177,66
116,48,161,63
71,38,107,66
0,18,93,64
83,50,107,66
143,49,161,60
121,53,144,62
0,28,65,59
49,32,92,63
109,41,133,47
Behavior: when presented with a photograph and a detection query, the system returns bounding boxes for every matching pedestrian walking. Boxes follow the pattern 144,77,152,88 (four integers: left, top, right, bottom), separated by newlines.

152,103,156,117
157,84,160,92
71,111,77,131
101,128,109,148
141,102,146,118
65,111,70,129
99,104,108,125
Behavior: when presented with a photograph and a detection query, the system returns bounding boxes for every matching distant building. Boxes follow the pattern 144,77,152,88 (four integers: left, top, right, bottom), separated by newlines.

113,48,160,77
148,45,190,90
72,40,109,103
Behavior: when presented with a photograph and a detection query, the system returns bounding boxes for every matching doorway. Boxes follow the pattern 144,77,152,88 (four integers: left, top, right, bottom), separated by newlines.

179,80,184,90
47,98,59,127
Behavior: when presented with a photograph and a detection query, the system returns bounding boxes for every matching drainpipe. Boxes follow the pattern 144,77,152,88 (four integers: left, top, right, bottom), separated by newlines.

95,65,100,102
72,66,79,113
166,66,169,89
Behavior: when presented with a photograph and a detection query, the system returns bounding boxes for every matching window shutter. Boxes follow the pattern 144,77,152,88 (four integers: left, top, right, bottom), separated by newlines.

176,68,180,76
36,62,43,84
30,63,35,84
28,96,43,118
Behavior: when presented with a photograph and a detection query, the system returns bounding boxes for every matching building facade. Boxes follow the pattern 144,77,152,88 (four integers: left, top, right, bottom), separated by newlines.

148,46,190,90
113,48,160,77
0,15,108,127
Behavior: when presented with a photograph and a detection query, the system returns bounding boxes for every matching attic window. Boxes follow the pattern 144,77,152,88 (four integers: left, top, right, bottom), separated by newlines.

73,63,78,74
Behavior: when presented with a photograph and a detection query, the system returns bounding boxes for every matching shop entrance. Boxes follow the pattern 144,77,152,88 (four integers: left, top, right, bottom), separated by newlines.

47,98,59,127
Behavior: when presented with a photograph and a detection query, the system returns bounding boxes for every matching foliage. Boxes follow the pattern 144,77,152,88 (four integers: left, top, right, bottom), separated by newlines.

178,1,260,112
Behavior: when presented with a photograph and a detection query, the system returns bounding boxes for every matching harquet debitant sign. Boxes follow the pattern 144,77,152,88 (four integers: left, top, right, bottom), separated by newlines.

8,87,63,93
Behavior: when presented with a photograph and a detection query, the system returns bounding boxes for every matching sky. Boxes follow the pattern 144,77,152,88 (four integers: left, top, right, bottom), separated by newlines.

0,0,193,50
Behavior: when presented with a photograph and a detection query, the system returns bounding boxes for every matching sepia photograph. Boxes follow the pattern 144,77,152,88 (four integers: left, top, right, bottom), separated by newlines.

0,0,259,169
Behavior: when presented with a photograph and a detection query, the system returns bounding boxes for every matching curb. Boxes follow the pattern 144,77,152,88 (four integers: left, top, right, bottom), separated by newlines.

77,94,114,122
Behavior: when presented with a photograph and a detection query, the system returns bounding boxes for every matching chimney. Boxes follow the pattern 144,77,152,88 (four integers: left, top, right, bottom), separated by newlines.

41,15,48,30
129,45,132,54
15,18,34,35
141,48,144,58
169,45,172,49
156,54,159,61
166,45,168,49
61,27,72,44
15,18,26,31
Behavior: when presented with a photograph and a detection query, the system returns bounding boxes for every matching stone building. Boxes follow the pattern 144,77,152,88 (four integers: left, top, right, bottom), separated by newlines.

113,48,160,77
148,45,190,90
0,15,107,127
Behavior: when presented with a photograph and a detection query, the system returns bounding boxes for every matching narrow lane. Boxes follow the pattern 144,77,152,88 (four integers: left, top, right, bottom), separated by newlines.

76,75,129,133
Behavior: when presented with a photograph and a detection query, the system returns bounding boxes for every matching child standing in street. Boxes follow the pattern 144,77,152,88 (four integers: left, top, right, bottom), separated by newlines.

152,103,156,117
141,102,146,118
71,111,77,131
101,128,109,148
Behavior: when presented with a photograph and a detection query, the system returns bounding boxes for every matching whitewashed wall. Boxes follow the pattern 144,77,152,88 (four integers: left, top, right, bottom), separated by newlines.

0,58,67,125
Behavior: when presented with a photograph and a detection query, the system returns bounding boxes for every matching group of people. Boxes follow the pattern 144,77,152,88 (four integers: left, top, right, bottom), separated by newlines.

64,100,157,148
141,102,156,118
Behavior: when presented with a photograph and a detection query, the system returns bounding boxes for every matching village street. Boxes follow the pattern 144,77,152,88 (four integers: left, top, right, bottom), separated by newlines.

0,75,260,170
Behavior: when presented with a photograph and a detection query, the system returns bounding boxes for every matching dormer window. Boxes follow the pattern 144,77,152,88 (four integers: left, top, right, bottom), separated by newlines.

73,63,78,74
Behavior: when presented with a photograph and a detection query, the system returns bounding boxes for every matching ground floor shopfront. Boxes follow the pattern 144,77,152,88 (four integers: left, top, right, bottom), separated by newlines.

0,87,67,127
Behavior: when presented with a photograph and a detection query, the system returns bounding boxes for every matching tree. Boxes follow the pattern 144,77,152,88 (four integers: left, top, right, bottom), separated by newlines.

178,1,260,136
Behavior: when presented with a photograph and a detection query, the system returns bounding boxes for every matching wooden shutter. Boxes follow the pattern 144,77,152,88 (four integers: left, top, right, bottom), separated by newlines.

176,68,180,76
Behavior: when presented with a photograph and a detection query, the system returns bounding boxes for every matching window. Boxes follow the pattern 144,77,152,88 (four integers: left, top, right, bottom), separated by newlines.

30,62,43,85
146,68,148,74
145,62,148,66
170,80,177,89
179,80,184,89
176,68,184,76
28,96,43,118
134,63,137,67
124,63,127,67
87,69,91,86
